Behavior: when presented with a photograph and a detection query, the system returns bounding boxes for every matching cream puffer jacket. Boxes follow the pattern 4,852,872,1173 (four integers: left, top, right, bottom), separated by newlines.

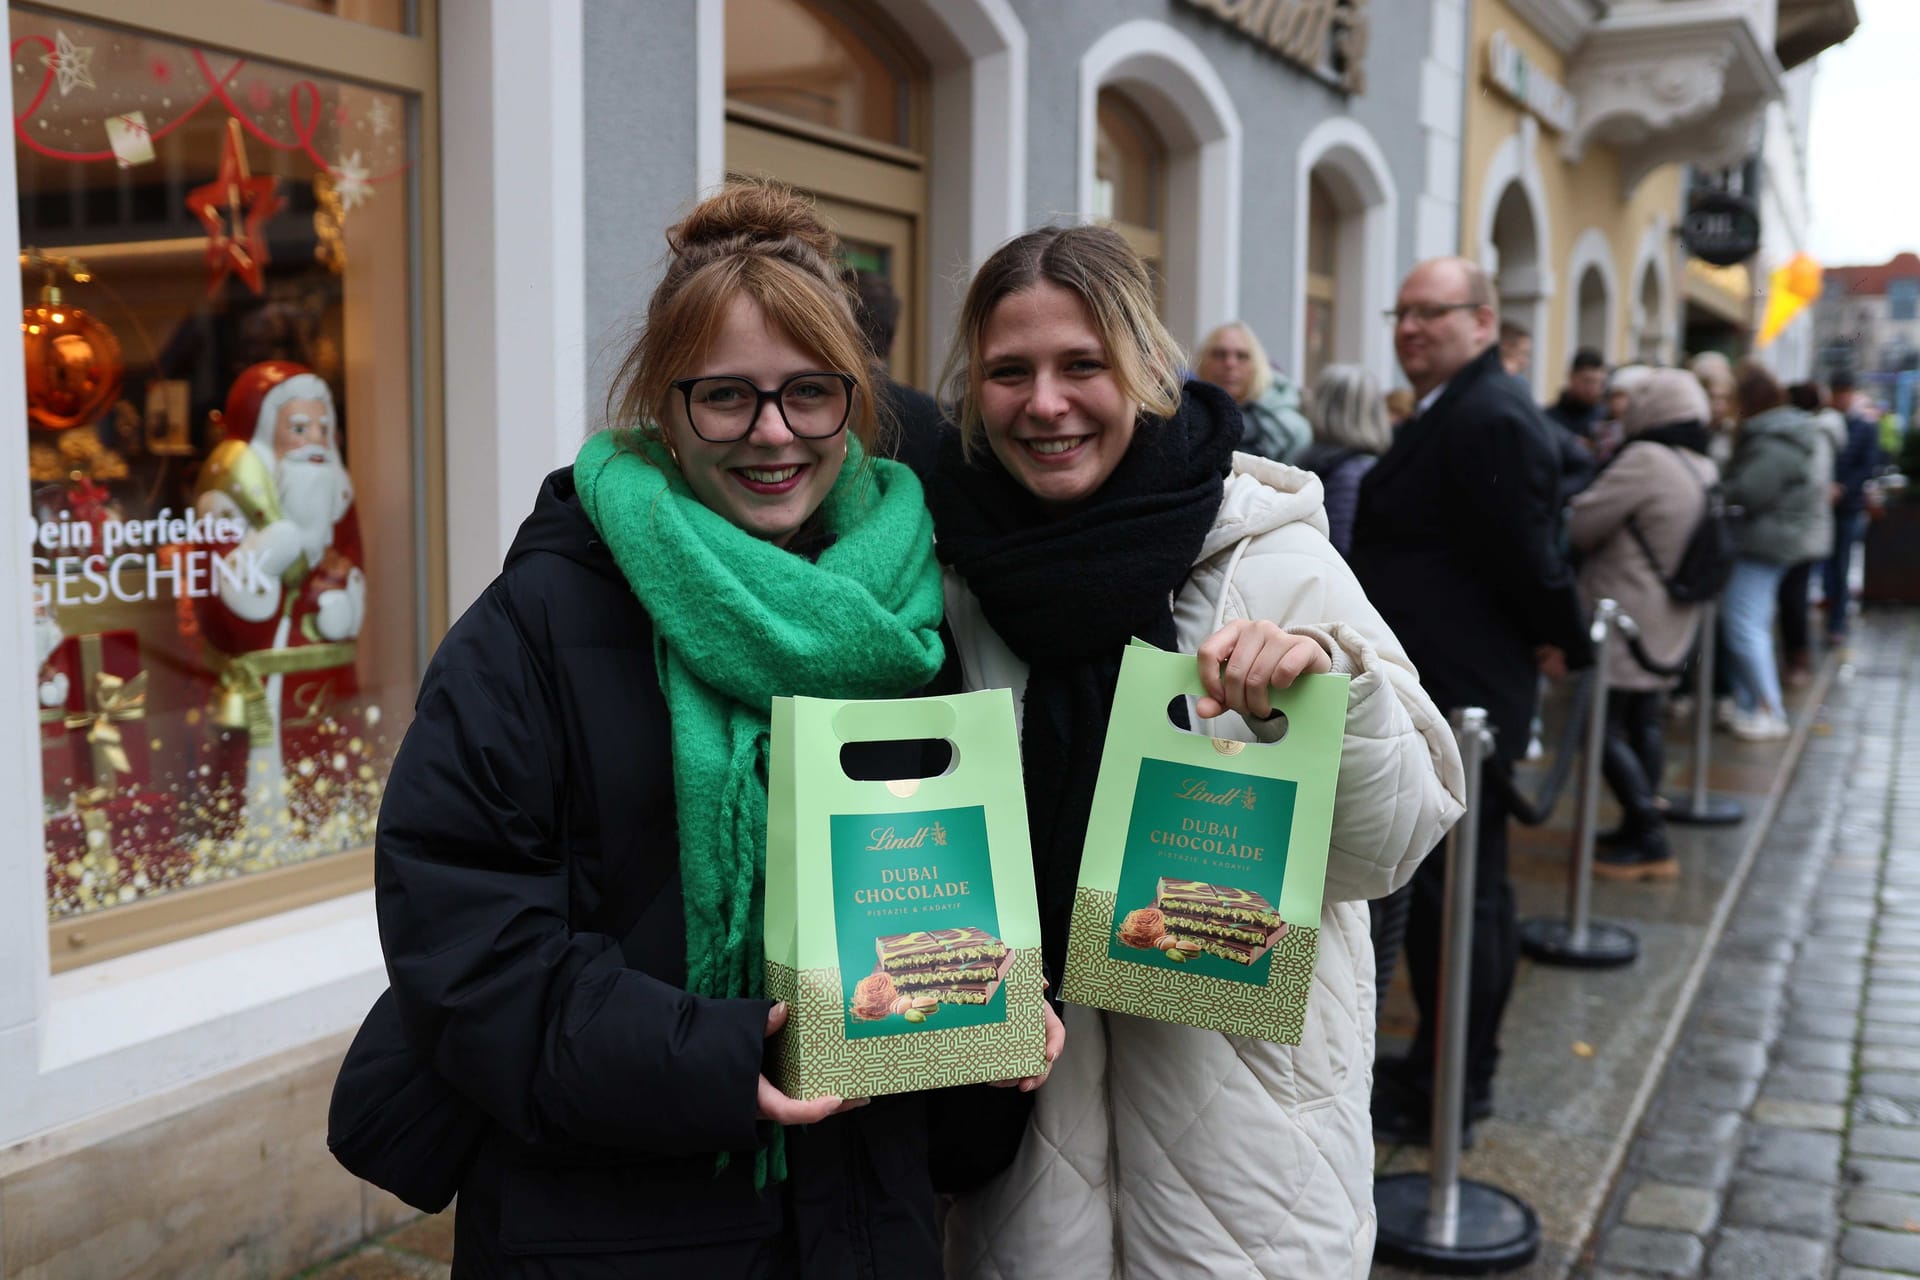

940,453,1465,1280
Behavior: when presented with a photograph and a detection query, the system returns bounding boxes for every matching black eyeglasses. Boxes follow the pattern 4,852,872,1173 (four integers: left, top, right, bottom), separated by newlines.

671,372,856,443
1383,302,1485,325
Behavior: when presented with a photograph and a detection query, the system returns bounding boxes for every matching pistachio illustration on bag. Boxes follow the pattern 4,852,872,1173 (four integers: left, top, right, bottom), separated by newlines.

1061,641,1348,1044
765,690,1048,1100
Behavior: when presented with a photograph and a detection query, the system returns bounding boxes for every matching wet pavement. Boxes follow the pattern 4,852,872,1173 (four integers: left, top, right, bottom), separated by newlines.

1370,612,1912,1278
1576,610,1920,1278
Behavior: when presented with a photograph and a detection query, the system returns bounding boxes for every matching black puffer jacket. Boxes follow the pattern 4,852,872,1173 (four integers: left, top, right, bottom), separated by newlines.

374,469,940,1278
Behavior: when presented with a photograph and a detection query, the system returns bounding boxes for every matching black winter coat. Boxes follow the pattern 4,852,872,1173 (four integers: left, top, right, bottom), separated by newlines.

1349,343,1592,758
374,470,941,1279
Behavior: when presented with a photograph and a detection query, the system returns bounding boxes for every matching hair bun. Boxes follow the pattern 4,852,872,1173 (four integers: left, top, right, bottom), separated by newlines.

666,178,839,267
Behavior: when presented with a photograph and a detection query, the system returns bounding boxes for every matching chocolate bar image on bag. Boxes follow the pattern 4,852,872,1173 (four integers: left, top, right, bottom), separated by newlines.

875,927,1009,971
1154,879,1288,965
875,928,1012,1005
1155,878,1285,931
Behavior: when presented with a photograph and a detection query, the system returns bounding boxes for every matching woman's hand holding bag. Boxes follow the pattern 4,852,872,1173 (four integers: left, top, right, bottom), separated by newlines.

1194,620,1333,721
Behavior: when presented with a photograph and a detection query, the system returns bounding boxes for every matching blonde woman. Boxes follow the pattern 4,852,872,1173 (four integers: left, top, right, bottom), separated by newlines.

925,224,1463,1279
1195,320,1312,464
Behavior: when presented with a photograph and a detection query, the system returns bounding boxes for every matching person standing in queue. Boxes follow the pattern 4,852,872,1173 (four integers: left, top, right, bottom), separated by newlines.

369,180,1059,1279
1351,256,1592,1146
1567,370,1721,881
1194,320,1313,464
927,224,1464,1279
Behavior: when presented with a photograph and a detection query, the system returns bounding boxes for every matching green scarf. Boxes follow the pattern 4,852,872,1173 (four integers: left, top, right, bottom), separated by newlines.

573,429,945,1182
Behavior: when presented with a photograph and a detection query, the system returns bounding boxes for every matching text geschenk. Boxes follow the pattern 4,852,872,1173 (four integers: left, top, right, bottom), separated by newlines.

29,508,265,607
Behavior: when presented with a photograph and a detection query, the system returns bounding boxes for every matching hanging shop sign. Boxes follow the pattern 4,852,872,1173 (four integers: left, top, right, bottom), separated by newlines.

1485,30,1575,134
1681,191,1763,267
1178,0,1370,94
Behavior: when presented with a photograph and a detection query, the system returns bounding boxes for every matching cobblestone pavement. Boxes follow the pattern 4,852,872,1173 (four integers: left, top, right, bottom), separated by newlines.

1579,611,1920,1279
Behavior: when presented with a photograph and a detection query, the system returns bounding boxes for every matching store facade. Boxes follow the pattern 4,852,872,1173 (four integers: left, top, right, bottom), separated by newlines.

1461,0,1690,403
1457,0,1850,403
0,1,1461,1272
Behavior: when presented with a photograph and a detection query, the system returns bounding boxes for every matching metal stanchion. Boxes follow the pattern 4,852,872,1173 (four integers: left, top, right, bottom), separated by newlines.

1665,600,1745,826
1518,600,1640,969
1375,708,1542,1274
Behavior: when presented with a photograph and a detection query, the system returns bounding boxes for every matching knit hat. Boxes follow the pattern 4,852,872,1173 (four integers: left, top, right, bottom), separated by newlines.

1623,367,1711,436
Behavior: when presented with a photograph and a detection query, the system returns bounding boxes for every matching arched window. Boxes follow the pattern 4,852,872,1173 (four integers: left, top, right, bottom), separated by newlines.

1637,263,1666,364
1095,88,1167,298
726,0,912,146
1489,179,1547,395
1303,174,1338,385
1576,265,1609,355
1078,21,1242,347
725,0,929,382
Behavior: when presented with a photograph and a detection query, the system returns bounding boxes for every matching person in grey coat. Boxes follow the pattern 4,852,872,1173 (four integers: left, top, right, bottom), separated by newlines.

1295,363,1390,558
1567,370,1719,879
1719,361,1834,741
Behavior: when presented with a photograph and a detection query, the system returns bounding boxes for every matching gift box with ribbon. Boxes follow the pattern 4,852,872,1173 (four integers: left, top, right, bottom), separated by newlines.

45,786,184,916
39,629,152,797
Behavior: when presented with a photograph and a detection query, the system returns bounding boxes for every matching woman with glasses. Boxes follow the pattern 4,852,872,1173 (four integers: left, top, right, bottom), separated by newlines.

367,180,1015,1278
926,224,1463,1279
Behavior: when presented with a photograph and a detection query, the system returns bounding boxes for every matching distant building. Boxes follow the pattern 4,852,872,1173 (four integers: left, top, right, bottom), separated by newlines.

1815,252,1920,377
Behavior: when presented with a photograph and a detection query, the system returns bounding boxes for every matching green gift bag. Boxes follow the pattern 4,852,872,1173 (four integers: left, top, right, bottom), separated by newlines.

1060,641,1349,1043
765,689,1049,1100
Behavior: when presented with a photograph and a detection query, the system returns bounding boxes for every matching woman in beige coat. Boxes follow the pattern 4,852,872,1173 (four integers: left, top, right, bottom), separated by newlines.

1567,369,1720,880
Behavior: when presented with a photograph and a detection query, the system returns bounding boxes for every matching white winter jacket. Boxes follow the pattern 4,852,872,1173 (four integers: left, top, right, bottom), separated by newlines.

941,453,1466,1280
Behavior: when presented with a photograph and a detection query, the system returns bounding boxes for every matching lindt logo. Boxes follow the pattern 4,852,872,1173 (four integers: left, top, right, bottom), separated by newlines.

1177,779,1258,810
868,821,949,851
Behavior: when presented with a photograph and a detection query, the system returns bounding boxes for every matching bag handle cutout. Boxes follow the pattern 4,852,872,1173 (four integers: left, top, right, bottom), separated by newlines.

1163,695,1288,749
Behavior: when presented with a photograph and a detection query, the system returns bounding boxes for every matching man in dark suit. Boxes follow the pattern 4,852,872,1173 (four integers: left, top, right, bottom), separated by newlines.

1351,257,1591,1143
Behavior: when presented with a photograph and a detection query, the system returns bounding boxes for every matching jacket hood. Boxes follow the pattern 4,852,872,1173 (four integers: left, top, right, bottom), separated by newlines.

1196,452,1329,562
504,466,623,581
1813,406,1847,448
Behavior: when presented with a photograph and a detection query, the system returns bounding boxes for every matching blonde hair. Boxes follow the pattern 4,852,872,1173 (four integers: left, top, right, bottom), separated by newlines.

1309,364,1391,454
604,178,879,456
939,224,1183,456
1195,321,1274,403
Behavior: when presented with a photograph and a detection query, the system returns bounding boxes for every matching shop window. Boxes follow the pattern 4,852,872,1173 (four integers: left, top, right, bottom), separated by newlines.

726,0,911,148
12,7,434,965
1303,173,1338,386
1094,88,1166,303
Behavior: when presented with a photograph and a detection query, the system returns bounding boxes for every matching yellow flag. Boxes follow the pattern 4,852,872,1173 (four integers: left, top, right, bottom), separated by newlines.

1757,252,1823,348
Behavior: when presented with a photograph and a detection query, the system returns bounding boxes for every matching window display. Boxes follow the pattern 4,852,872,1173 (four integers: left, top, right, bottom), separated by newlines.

13,9,421,921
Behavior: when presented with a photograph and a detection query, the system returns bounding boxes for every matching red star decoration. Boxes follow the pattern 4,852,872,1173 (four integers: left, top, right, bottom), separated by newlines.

184,120,284,296
150,57,172,83
333,102,350,127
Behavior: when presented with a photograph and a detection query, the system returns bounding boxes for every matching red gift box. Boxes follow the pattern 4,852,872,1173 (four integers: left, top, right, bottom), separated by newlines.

44,789,184,915
39,629,151,797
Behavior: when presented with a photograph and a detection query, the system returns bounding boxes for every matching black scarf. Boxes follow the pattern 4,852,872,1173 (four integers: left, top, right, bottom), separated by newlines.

1604,420,1714,476
1630,420,1713,455
925,380,1241,977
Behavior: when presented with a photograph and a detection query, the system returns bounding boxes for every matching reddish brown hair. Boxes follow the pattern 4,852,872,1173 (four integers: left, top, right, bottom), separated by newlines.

1734,358,1786,420
604,179,879,455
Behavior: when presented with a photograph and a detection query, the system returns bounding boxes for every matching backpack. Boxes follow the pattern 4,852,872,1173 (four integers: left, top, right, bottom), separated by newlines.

1625,456,1736,604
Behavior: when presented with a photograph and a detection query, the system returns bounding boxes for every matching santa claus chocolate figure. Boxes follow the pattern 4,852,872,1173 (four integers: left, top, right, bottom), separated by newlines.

195,361,365,845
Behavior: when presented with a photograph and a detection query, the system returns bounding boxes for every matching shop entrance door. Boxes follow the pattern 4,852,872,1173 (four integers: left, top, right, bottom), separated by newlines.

726,118,926,387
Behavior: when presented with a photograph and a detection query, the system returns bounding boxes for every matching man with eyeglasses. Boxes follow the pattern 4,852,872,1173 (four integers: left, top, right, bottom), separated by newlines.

1350,257,1590,1146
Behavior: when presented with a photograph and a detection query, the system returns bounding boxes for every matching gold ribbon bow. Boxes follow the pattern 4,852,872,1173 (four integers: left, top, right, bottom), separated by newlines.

211,642,356,747
65,668,147,788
